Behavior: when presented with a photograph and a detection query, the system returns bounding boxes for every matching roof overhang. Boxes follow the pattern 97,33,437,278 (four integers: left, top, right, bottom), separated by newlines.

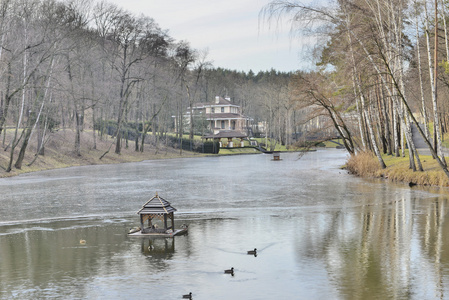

202,130,248,139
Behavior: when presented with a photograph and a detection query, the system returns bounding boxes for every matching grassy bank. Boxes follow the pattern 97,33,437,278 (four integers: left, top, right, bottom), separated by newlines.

346,151,449,187
0,129,202,178
0,130,342,179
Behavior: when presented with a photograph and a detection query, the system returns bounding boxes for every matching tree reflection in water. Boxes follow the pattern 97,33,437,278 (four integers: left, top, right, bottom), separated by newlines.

1,150,449,299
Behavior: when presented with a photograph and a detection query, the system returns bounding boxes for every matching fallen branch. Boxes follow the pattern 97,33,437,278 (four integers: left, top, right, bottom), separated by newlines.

99,142,114,160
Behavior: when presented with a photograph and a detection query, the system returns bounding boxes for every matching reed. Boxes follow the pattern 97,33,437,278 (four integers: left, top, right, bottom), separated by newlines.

347,150,449,187
346,151,380,177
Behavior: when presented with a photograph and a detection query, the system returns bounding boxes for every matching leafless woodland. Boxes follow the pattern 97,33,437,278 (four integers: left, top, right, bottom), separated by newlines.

3,0,449,178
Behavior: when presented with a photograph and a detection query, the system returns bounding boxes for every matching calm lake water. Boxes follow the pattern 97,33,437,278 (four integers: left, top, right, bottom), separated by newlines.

1,149,449,299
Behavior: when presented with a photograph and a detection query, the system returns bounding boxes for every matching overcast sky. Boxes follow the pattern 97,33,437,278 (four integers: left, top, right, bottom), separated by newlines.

105,0,316,73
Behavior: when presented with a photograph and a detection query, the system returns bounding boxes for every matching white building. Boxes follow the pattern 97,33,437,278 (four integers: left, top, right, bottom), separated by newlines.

182,96,252,147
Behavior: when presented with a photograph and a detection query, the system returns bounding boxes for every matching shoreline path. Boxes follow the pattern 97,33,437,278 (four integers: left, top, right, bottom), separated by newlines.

411,123,449,156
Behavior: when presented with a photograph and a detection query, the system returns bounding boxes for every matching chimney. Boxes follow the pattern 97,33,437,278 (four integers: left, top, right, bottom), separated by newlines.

215,96,220,104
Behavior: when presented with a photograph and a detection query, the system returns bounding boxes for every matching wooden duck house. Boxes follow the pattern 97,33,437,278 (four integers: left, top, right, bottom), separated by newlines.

272,151,281,161
128,192,188,237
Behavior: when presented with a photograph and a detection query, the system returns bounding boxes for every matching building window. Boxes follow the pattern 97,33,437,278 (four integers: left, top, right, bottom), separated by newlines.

221,107,224,112
212,108,215,113
221,121,225,129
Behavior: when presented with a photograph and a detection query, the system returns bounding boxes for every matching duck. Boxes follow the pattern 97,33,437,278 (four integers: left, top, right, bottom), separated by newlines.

224,267,234,275
182,292,192,299
128,226,141,234
79,239,86,245
247,248,257,255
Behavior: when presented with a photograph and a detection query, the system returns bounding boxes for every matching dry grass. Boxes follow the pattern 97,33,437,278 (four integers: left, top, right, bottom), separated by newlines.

347,150,449,187
346,151,381,177
0,129,202,178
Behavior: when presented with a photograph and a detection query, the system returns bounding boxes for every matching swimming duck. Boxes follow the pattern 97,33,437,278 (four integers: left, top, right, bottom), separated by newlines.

79,239,86,245
247,248,257,255
224,267,234,275
182,292,192,299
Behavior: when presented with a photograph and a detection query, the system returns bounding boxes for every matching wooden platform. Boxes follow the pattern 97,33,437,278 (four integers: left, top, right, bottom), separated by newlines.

127,228,188,238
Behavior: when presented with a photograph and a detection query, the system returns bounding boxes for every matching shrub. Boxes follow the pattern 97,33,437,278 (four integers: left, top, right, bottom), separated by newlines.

165,136,219,154
346,151,380,177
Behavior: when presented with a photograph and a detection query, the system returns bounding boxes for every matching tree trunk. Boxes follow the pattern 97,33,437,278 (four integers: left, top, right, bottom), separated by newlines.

424,2,445,161
115,99,124,155
7,41,28,172
0,62,12,137
360,89,386,169
92,106,97,150
415,4,430,141
75,110,81,156
14,119,33,169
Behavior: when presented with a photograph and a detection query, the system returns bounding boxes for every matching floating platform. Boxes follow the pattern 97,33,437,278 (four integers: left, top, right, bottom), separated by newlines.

130,193,188,238
272,151,281,161
128,228,188,238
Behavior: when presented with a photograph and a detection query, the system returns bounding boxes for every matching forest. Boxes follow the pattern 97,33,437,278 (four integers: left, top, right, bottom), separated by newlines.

2,0,449,178
261,0,449,179
0,0,297,173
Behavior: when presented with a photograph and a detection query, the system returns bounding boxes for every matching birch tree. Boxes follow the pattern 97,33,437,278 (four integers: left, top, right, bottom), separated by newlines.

424,1,445,164
4,0,56,171
261,0,441,173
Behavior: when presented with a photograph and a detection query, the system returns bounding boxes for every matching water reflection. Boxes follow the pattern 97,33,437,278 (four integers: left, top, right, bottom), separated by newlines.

1,150,449,299
141,238,175,257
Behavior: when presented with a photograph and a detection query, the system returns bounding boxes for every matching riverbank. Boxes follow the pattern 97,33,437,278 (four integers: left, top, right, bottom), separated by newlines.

0,129,203,178
0,129,317,178
346,151,449,187
4,130,446,188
